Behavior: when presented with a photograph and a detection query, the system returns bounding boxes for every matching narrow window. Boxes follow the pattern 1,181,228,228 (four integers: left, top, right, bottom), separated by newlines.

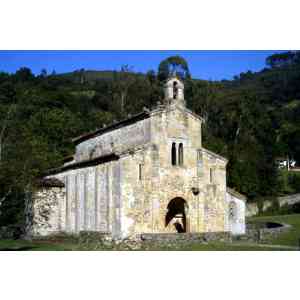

139,164,142,180
197,150,203,177
178,143,183,166
171,142,177,165
210,168,213,183
173,81,178,99
229,201,237,221
197,150,202,161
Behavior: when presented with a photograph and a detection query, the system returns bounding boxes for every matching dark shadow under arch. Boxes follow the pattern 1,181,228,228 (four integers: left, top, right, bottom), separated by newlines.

165,197,188,233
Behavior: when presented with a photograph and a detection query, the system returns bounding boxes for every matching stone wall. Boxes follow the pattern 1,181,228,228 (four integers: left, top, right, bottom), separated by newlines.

246,193,300,217
75,118,151,162
32,187,66,236
278,193,300,207
32,160,122,237
234,223,291,243
140,232,232,248
246,203,259,217
138,104,228,234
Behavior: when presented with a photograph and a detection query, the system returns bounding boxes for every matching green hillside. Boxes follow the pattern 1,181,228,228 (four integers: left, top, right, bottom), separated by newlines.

1,52,300,227
57,69,146,84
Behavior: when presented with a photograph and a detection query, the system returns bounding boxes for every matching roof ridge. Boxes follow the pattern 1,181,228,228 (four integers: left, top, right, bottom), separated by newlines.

72,110,150,145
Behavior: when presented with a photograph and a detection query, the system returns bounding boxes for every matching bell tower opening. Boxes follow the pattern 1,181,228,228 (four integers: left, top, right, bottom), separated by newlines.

165,197,189,233
163,76,185,107
173,81,178,99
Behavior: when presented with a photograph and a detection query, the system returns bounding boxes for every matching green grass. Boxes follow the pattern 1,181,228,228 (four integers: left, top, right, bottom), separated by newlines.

1,213,300,251
152,243,291,251
0,239,294,251
0,239,77,251
248,213,300,247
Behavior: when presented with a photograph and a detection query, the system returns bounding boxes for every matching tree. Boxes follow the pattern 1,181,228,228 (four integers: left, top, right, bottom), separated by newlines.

158,56,191,81
266,51,300,69
112,65,136,117
146,70,156,84
15,67,35,82
0,103,17,162
40,68,47,78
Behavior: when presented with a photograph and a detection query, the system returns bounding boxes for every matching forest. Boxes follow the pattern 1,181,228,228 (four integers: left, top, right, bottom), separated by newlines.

1,52,300,227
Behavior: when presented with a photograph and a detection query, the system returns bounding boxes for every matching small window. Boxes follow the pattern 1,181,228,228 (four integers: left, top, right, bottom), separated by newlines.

173,81,178,99
178,143,183,166
229,201,237,221
139,164,142,181
197,150,203,177
197,150,202,161
171,143,177,165
210,168,213,183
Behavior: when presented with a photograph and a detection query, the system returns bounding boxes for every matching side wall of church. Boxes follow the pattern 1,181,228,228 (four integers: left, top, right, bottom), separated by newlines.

118,146,153,237
201,149,227,232
32,160,122,238
74,118,151,162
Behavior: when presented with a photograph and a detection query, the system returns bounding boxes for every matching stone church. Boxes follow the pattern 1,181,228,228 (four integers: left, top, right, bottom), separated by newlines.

30,76,246,239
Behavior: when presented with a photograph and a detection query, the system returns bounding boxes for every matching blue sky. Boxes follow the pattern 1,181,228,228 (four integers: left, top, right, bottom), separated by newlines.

0,50,284,80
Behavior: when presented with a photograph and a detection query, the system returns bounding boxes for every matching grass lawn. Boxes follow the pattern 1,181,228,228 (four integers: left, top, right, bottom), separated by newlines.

1,214,300,251
0,239,77,251
157,243,291,251
248,213,300,247
0,239,294,251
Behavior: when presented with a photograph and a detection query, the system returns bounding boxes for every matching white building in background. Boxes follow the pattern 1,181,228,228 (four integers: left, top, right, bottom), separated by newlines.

226,188,246,235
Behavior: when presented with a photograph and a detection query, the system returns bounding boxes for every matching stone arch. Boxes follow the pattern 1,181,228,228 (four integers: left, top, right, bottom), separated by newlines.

165,197,189,233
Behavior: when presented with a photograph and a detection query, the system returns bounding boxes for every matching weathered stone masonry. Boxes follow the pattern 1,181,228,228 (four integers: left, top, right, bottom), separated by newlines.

30,76,246,238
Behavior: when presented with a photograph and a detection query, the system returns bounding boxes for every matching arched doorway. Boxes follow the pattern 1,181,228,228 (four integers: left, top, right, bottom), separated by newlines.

165,197,189,233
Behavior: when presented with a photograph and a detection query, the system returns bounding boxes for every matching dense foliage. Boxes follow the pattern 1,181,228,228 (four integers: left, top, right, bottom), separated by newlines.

1,52,300,226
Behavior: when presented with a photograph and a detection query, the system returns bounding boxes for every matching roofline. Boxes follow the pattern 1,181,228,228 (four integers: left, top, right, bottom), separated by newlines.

184,107,205,123
72,111,150,145
44,153,119,176
227,187,247,202
63,155,74,163
35,178,65,188
150,103,205,123
201,147,228,163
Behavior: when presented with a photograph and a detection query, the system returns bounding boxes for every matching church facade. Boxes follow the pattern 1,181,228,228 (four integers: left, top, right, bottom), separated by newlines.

30,76,246,238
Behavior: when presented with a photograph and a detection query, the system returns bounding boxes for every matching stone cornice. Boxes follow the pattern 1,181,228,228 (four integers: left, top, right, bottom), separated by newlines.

227,187,247,202
201,147,228,164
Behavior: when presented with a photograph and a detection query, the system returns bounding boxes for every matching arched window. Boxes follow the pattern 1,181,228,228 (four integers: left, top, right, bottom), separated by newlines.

173,81,178,99
178,143,183,166
171,142,177,165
